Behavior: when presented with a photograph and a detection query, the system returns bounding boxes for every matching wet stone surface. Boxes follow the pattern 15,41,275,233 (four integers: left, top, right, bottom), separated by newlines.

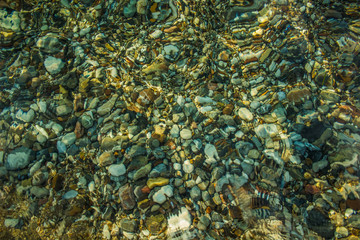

0,0,360,239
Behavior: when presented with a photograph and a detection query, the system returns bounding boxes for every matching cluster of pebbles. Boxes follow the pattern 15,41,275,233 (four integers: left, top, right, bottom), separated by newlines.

0,0,360,239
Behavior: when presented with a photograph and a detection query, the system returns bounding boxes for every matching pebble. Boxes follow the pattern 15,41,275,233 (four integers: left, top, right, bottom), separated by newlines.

180,129,192,140
108,164,126,177
44,56,65,75
238,107,254,122
97,152,115,166
97,94,118,116
62,132,76,146
183,160,194,173
152,185,173,204
6,147,33,170
16,109,35,123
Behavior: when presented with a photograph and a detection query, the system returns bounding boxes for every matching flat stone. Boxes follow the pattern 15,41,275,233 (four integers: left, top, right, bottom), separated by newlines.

36,33,62,54
133,163,152,181
119,184,136,210
108,164,126,177
126,145,147,158
98,152,115,166
30,186,49,198
152,185,173,204
238,107,253,122
62,132,76,146
56,105,72,116
97,94,118,116
120,219,138,233
259,48,272,63
312,159,328,172
180,129,192,140
183,160,194,173
16,109,35,122
6,147,33,170
255,124,278,138
147,177,169,189
4,218,19,228
319,89,340,103
44,56,65,75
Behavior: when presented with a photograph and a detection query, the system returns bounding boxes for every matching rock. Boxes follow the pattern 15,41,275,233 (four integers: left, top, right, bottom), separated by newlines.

247,149,260,159
190,186,201,201
183,160,194,173
126,145,147,158
320,89,340,103
97,152,115,166
80,112,94,129
119,184,136,210
287,88,311,104
238,107,254,122
62,132,76,146
255,124,278,138
16,109,35,122
145,214,165,234
6,147,33,170
152,185,173,204
335,226,348,238
312,159,328,172
223,104,234,115
44,56,65,75
30,186,49,198
147,177,169,189
120,219,138,233
137,89,156,106
4,219,19,228
56,105,72,116
133,163,152,181
0,10,21,31
204,143,219,164
97,94,118,116
108,164,126,177
62,190,78,199
170,125,180,138
328,145,360,164
36,33,62,54
180,129,192,140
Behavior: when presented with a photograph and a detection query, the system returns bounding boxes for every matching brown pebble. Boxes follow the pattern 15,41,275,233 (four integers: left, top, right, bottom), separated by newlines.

223,104,234,115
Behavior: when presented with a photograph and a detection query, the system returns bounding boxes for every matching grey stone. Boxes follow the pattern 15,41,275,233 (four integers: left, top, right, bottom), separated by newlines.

0,10,21,31
127,145,146,158
108,164,126,177
320,89,340,103
30,186,49,198
44,56,65,75
97,94,118,116
36,33,62,54
6,147,33,170
255,124,278,138
313,159,328,172
170,125,180,138
56,105,72,116
4,219,19,228
62,190,78,199
133,163,152,181
238,107,253,122
190,186,201,201
62,132,76,146
180,129,192,140
16,109,35,122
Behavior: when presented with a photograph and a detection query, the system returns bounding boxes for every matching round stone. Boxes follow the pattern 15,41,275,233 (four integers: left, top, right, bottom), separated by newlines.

180,129,192,140
108,164,126,177
183,160,194,173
